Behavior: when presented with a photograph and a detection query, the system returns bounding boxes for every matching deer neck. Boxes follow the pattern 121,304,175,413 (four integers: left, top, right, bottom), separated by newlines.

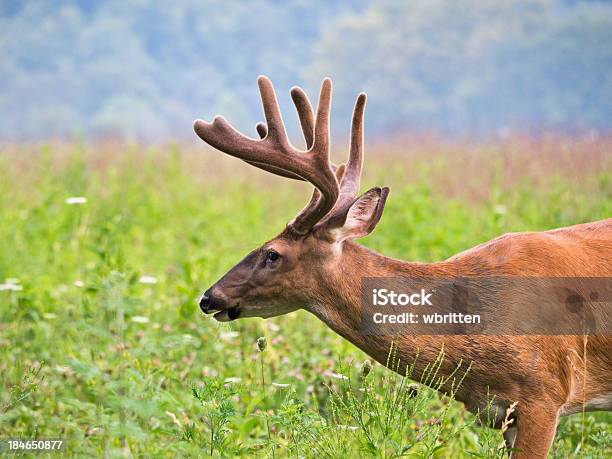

306,241,453,368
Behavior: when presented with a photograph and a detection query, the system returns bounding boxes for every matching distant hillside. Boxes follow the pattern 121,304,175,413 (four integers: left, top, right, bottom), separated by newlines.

1,0,610,141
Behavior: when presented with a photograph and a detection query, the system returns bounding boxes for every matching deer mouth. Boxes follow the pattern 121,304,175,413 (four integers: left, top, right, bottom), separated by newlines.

213,307,241,322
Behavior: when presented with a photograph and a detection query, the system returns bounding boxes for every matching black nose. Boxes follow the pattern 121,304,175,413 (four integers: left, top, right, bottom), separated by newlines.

199,290,212,313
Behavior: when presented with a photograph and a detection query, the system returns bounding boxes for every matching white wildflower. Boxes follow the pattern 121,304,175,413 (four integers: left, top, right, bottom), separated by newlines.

337,425,359,431
272,382,291,388
131,316,150,324
55,365,72,374
493,204,507,215
220,331,240,341
138,275,158,284
0,283,23,291
65,197,87,205
329,372,348,380
74,280,84,288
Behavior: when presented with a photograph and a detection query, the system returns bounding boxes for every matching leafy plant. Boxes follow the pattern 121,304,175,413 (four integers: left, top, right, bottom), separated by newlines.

191,379,237,456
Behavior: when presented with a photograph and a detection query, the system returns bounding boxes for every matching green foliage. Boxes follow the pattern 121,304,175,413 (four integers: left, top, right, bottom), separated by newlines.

1,363,44,419
191,379,237,456
0,143,610,457
318,349,470,458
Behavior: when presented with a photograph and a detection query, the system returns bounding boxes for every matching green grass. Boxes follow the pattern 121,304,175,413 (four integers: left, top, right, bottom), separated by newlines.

0,141,610,457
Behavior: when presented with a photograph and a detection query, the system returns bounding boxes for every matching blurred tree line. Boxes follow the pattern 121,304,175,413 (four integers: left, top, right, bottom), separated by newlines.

1,0,610,140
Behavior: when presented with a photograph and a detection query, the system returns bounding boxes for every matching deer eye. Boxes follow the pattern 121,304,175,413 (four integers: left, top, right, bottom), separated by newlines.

265,250,280,264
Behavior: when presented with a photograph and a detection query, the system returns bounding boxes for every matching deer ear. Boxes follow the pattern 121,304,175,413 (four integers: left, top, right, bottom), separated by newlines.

325,187,390,242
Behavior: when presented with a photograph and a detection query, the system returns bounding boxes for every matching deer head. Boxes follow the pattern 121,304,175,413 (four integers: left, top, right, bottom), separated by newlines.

194,76,389,322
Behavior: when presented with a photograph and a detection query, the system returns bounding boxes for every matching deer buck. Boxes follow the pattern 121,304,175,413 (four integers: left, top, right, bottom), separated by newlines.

194,76,612,458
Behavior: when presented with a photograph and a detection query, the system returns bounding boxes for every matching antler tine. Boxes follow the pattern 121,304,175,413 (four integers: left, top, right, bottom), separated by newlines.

316,92,367,229
287,78,340,234
290,87,315,149
255,122,268,139
312,78,332,160
339,93,366,206
257,77,290,145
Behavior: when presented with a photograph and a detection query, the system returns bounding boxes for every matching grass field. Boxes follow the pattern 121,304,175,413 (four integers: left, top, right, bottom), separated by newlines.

1,137,611,457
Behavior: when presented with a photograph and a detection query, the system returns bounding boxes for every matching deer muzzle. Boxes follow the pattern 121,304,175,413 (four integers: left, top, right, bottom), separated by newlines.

199,288,241,321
